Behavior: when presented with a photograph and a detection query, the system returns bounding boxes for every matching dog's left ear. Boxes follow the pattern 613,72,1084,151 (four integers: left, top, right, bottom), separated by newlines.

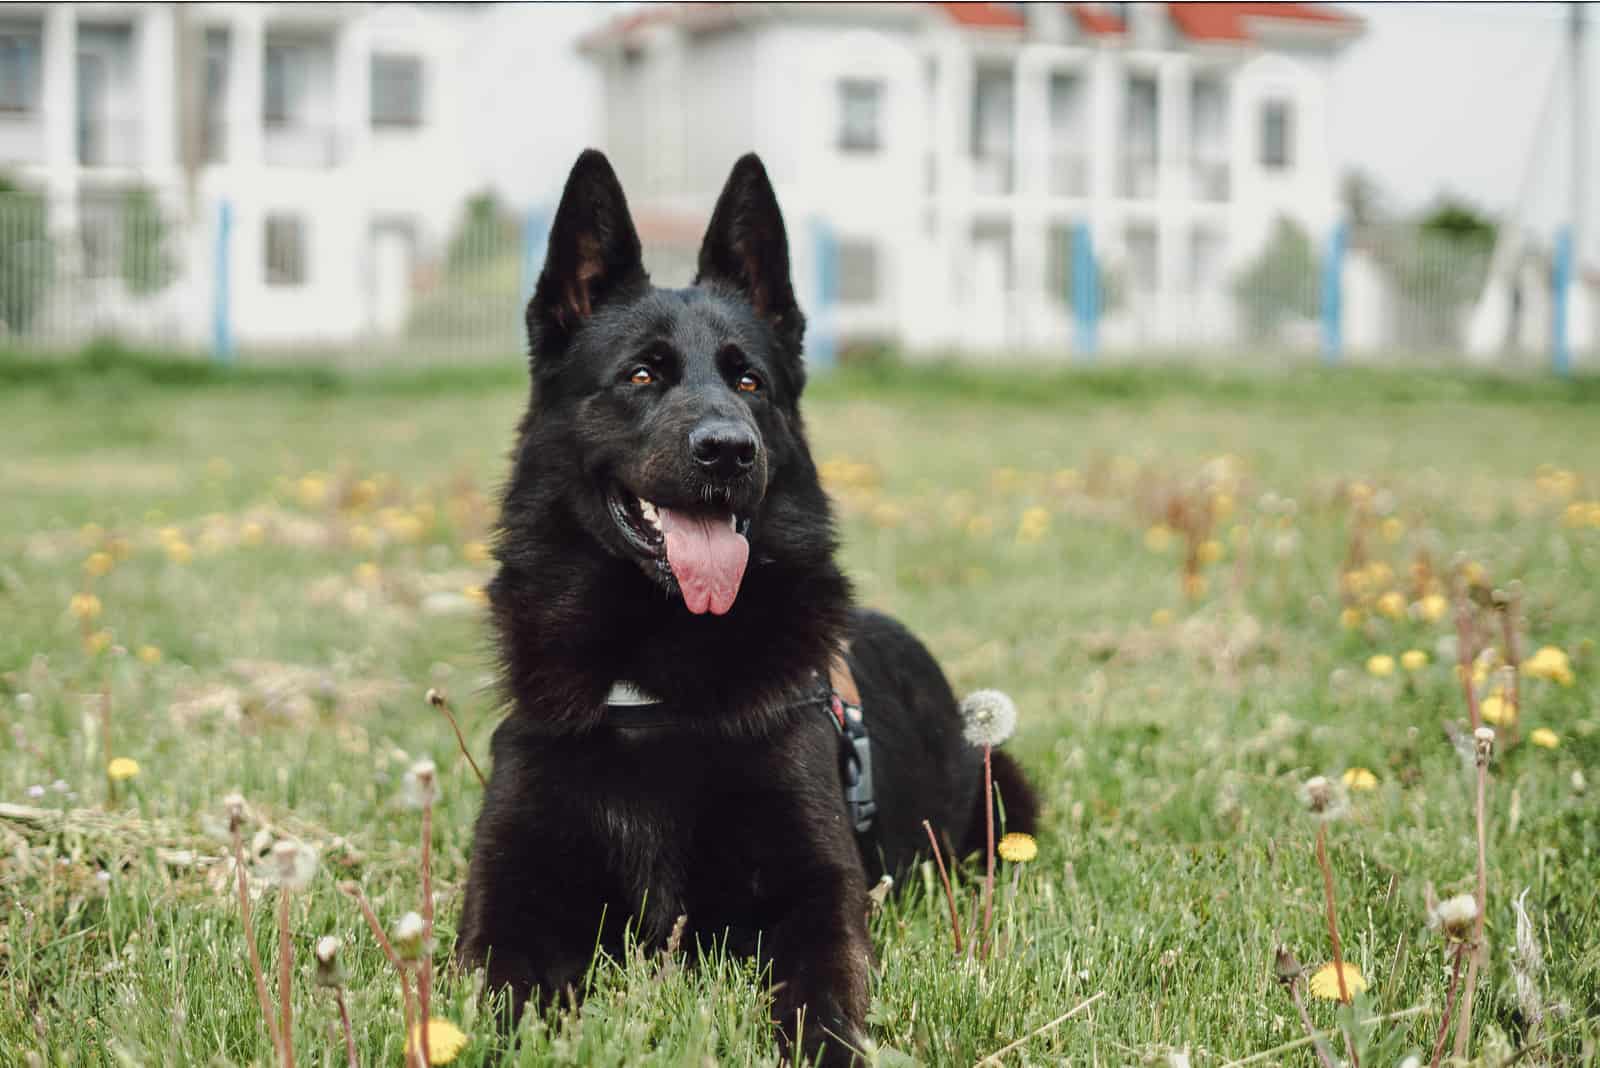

695,154,805,360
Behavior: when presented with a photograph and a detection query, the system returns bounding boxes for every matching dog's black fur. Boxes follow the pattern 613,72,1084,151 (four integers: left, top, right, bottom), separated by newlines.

457,150,1039,1065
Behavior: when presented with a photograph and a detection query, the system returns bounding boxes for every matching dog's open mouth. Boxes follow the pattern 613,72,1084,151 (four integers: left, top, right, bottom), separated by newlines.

608,489,752,616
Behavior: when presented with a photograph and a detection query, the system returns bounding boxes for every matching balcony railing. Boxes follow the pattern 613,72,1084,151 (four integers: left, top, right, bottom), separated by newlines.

1047,149,1088,198
1191,158,1230,202
972,151,1012,196
1120,150,1158,199
78,118,141,168
264,120,341,169
0,112,45,166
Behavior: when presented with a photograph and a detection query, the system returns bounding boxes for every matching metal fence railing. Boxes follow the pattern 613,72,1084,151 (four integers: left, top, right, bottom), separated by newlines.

0,188,1586,369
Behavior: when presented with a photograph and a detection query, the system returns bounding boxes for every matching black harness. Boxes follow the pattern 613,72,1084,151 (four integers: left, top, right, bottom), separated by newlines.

603,674,877,834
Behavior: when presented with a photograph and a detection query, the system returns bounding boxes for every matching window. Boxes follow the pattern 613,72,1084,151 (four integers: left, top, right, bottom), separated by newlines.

202,29,229,162
972,66,1014,194
371,54,423,128
264,214,307,286
1047,72,1086,196
0,21,41,113
837,80,882,153
1260,99,1292,170
837,241,878,305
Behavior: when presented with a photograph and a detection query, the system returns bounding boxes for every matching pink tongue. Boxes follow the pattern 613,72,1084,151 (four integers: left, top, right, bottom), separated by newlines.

657,508,750,616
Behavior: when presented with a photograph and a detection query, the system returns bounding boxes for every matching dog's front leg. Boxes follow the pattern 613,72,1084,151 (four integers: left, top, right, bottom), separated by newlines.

765,865,873,1067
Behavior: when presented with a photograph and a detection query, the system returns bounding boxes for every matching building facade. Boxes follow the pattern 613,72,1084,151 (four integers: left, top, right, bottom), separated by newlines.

0,2,599,351
582,2,1362,356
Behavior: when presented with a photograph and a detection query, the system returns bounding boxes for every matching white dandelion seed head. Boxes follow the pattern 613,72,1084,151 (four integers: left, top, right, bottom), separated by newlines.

401,758,438,809
269,840,319,891
1298,776,1349,822
222,791,247,830
1428,893,1479,940
315,935,342,964
960,690,1018,748
1473,726,1495,762
393,910,426,959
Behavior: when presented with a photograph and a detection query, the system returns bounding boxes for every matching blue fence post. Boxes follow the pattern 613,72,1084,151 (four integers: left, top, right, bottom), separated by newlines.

1552,226,1573,378
810,218,837,371
1071,221,1098,361
212,200,233,365
520,208,549,304
1321,219,1348,366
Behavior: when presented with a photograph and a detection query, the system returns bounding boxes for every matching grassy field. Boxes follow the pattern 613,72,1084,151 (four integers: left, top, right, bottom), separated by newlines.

1,351,1598,1066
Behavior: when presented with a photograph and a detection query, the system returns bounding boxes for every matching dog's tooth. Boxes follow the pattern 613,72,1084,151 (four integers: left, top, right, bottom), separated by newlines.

639,500,660,528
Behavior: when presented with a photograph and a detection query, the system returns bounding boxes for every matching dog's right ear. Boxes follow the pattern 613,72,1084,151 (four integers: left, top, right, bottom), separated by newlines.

527,150,646,359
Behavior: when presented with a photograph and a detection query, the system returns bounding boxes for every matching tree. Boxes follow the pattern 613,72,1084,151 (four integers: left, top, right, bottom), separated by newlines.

1232,216,1318,343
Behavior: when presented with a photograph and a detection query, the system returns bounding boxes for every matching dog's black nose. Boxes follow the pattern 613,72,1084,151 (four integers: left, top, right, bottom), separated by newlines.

690,423,757,479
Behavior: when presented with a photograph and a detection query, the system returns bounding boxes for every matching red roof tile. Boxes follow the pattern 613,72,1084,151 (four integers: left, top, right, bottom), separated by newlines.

933,3,1027,30
1072,4,1126,36
1167,3,1360,43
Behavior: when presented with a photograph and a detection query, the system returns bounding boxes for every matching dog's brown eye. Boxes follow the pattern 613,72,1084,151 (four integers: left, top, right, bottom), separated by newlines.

737,372,761,393
629,367,654,386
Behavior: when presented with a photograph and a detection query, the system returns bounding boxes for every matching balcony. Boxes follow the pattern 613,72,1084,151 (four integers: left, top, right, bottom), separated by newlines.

77,118,140,168
264,121,341,169
1047,148,1088,198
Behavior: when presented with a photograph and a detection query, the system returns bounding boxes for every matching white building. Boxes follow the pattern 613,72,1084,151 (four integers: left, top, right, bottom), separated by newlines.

0,2,599,350
581,2,1363,356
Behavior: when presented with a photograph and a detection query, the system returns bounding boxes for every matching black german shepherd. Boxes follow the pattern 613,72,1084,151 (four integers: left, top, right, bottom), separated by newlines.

457,149,1038,1065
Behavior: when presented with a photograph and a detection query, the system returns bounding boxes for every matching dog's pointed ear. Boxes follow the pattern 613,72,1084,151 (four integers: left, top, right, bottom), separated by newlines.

527,150,646,358
695,154,805,358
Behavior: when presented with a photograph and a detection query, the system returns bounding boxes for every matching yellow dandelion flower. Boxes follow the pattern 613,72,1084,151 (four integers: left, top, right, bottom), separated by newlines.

166,540,193,565
1212,492,1235,521
84,629,114,655
205,457,232,480
1051,468,1080,492
83,551,115,578
1151,608,1174,627
137,645,162,665
107,757,140,782
1366,561,1394,588
407,1018,469,1065
348,523,376,551
1347,482,1373,506
1523,646,1575,687
241,521,266,547
107,536,133,561
1401,649,1429,672
354,562,382,589
966,514,994,539
462,540,492,565
872,502,906,529
997,832,1038,863
1340,607,1363,630
1374,590,1405,620
1463,560,1488,587
79,521,105,547
1016,507,1050,544
1416,593,1449,624
1366,654,1396,678
1144,525,1174,553
69,592,103,621
297,474,328,509
1480,692,1518,727
1341,767,1378,791
347,478,379,510
1197,539,1224,566
1380,516,1405,543
1529,727,1560,750
1308,961,1369,1001
463,584,489,606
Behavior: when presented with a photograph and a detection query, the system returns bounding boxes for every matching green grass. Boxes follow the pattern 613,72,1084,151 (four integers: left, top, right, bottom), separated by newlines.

2,353,1598,1066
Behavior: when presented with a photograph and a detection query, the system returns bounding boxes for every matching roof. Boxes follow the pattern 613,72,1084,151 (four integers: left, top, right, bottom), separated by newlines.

1166,3,1360,43
580,3,1359,50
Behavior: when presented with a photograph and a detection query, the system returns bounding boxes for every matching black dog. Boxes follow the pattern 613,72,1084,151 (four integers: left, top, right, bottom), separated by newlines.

457,150,1038,1065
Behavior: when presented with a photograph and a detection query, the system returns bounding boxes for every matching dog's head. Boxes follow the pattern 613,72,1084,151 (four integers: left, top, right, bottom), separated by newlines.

519,150,831,616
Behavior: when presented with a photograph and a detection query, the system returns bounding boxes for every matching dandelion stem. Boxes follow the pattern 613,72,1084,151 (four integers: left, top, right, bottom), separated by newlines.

277,890,296,1068
1454,735,1492,1059
1314,824,1350,1004
230,822,282,1062
1430,941,1468,1068
1287,976,1339,1068
979,746,997,960
333,988,358,1068
922,819,963,954
339,881,423,1067
1497,589,1522,745
418,797,435,1068
427,689,486,788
